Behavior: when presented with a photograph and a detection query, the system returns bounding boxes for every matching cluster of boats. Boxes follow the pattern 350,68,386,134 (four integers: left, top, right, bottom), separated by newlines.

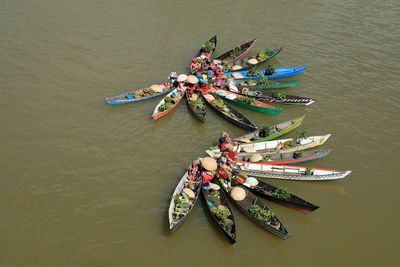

104,36,351,243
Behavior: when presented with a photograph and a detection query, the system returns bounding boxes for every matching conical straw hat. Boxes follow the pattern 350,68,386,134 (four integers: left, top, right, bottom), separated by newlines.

245,177,259,186
186,75,199,84
232,72,244,79
230,186,246,201
177,74,187,83
150,84,163,93
209,182,220,190
232,65,242,70
247,58,258,65
201,157,217,171
249,154,263,162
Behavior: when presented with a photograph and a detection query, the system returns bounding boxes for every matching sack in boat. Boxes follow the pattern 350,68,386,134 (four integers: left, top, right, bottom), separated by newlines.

231,65,242,70
247,58,258,65
232,72,244,79
183,188,195,199
230,186,246,201
150,84,163,93
249,154,263,163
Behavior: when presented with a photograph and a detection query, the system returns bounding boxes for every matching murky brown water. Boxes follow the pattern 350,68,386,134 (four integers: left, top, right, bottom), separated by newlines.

1,0,399,266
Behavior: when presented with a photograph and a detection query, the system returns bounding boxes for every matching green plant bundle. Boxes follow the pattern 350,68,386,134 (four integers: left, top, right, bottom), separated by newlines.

248,204,276,224
210,190,220,199
210,206,234,232
297,129,308,139
159,102,173,111
257,50,269,61
261,125,275,133
201,40,215,53
273,92,286,101
229,46,242,58
237,96,255,105
283,140,297,149
223,64,232,72
211,98,225,107
271,187,291,200
256,77,271,86
304,167,314,175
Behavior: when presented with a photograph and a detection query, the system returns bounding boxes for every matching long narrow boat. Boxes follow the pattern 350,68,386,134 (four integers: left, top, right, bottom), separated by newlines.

225,66,308,81
168,162,202,231
235,162,352,181
237,90,316,106
202,93,258,132
197,35,217,58
106,84,174,105
234,176,319,212
215,39,256,64
235,115,305,143
225,47,283,72
152,89,185,120
219,181,290,239
185,92,206,123
202,180,237,244
237,80,300,90
206,134,331,157
213,89,283,115
238,149,332,165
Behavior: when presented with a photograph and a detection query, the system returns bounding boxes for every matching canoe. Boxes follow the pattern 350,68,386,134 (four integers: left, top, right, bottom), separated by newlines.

238,149,333,165
197,35,217,58
168,162,202,231
237,90,316,106
215,39,256,64
202,180,237,244
237,80,300,90
235,115,305,143
106,84,174,105
234,176,319,212
219,181,290,239
235,162,352,181
225,66,308,80
213,89,283,115
206,134,331,157
185,92,206,123
202,93,258,132
152,89,185,120
224,47,283,72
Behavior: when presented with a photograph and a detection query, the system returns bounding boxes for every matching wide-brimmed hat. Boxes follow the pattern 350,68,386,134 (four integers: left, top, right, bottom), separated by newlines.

201,157,217,171
150,84,163,93
245,177,259,186
232,72,244,79
247,58,258,65
183,188,195,198
232,65,242,70
249,154,263,162
230,186,246,201
177,74,187,83
186,75,199,84
209,182,220,190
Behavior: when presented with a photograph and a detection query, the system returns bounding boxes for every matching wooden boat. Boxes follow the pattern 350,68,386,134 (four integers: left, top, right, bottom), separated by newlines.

197,35,217,58
224,47,283,72
215,39,256,64
202,93,258,132
201,180,237,244
106,84,174,105
238,149,332,165
235,115,305,143
219,181,289,239
237,90,316,106
237,80,300,90
235,162,352,181
225,66,308,81
168,162,202,231
234,176,319,212
213,89,283,115
185,92,206,122
152,89,185,120
206,134,331,157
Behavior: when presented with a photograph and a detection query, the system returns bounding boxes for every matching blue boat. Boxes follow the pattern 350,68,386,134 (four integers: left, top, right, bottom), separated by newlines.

106,84,174,105
224,66,308,81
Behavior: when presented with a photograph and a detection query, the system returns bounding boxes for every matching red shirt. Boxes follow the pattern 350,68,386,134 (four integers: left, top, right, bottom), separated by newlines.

202,171,214,184
218,168,229,180
228,150,238,162
200,84,209,94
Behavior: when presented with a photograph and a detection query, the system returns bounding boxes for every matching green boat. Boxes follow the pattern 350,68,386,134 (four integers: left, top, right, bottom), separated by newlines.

237,80,300,90
214,89,283,115
234,115,305,143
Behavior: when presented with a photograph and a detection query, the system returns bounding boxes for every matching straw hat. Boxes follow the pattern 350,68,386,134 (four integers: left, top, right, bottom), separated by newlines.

209,182,220,191
230,186,246,201
232,65,242,70
177,74,187,83
245,177,259,186
242,146,257,153
183,188,195,198
247,58,258,65
186,75,199,84
150,84,163,93
201,157,217,171
232,72,244,79
249,154,263,163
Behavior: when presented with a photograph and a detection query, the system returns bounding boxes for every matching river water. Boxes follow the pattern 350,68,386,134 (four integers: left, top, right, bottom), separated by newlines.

1,0,399,266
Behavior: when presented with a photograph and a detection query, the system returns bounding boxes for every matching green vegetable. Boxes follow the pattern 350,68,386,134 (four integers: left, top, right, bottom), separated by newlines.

283,140,297,148
256,77,271,86
304,167,314,175
201,40,215,53
237,96,255,105
210,206,234,232
271,187,291,200
248,204,276,224
159,103,173,111
229,46,242,58
257,50,269,61
273,92,286,101
211,98,225,109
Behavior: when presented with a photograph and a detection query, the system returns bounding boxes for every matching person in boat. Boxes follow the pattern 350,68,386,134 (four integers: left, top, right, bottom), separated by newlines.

201,170,215,189
217,151,229,166
218,131,230,147
186,83,196,94
187,160,200,190
190,58,201,74
275,142,284,150
214,68,225,87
